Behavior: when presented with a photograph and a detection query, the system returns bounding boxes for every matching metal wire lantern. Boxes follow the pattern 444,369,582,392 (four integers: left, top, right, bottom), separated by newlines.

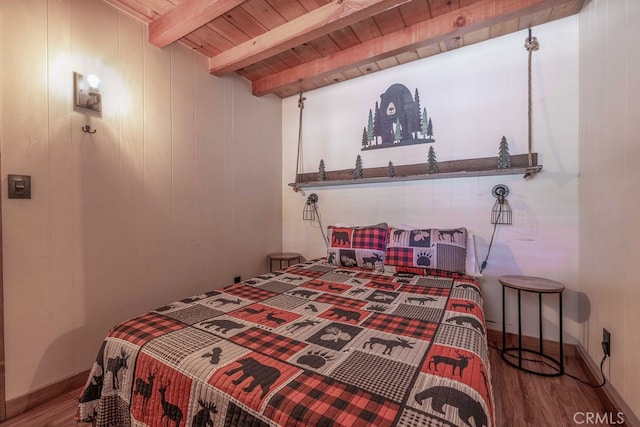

491,184,513,225
303,193,319,221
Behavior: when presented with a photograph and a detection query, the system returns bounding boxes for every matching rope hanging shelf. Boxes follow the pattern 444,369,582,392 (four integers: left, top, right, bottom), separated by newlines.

290,29,543,191
288,154,541,190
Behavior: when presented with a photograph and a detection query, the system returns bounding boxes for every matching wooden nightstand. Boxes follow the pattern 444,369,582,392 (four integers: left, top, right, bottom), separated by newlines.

267,252,302,273
499,275,565,376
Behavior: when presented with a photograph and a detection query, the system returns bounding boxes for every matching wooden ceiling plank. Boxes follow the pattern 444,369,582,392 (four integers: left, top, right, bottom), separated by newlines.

149,0,246,48
517,8,552,29
102,0,155,22
373,7,408,35
265,0,311,20
416,43,443,58
251,0,572,96
241,0,288,30
427,0,460,17
222,7,269,38
188,25,235,52
350,18,384,43
396,50,420,64
549,0,585,20
308,35,342,57
463,25,491,45
398,0,434,27
490,17,519,38
209,0,414,76
328,26,362,50
376,56,400,70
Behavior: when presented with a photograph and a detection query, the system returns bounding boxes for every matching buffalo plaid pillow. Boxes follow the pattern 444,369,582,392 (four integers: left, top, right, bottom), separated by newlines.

385,227,467,274
327,223,388,270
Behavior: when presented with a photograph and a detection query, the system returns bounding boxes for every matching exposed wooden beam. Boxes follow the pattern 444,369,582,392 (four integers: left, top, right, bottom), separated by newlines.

208,0,413,76
251,0,568,96
149,0,246,48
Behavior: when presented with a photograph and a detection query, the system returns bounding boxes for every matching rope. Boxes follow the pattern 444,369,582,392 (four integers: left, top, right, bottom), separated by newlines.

293,92,306,191
525,28,539,168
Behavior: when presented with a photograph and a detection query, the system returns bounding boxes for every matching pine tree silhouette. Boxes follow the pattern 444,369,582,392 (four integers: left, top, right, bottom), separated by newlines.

426,118,434,140
318,159,326,181
354,155,363,179
421,108,429,138
497,136,511,168
387,161,395,177
394,118,402,142
427,146,438,174
366,109,374,144
413,88,422,139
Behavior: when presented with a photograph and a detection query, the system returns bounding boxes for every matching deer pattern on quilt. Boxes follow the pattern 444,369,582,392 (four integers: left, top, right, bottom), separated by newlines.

76,259,494,427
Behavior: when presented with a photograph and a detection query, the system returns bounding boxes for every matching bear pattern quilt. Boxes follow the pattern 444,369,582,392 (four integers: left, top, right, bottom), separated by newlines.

76,259,494,427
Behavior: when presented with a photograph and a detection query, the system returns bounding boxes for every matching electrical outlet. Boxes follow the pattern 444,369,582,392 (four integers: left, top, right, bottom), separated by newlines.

602,328,611,357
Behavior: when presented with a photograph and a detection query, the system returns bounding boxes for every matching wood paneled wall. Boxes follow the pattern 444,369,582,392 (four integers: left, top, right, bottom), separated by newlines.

0,0,282,403
579,0,640,421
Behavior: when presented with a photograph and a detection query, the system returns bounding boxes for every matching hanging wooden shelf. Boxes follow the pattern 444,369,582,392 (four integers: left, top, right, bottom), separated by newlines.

289,153,541,190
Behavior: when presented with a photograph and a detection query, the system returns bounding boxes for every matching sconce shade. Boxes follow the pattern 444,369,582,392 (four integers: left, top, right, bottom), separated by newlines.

491,184,513,225
303,193,318,221
74,71,102,112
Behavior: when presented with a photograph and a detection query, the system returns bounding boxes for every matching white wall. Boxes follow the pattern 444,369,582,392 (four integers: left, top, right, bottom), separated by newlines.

579,0,640,420
0,0,282,400
282,18,580,343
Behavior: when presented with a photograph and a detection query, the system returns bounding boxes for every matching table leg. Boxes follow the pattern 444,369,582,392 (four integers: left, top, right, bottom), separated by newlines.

517,289,522,369
502,285,506,353
559,292,564,374
539,292,543,354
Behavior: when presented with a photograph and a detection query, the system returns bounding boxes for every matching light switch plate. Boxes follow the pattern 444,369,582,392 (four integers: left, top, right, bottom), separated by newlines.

8,174,31,199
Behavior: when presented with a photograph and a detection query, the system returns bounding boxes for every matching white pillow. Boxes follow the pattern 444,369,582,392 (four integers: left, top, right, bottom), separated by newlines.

465,233,482,277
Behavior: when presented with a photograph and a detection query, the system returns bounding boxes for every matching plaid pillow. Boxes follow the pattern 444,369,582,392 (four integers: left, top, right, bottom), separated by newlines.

327,224,388,270
385,227,467,274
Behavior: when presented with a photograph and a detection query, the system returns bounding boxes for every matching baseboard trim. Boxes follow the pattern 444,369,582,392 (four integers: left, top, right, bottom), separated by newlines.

4,369,89,421
486,329,637,425
575,344,639,427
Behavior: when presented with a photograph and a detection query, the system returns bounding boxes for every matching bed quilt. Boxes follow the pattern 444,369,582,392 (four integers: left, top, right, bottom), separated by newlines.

76,259,494,427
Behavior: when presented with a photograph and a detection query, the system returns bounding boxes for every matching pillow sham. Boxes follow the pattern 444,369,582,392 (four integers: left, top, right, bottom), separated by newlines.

327,223,388,270
385,227,467,274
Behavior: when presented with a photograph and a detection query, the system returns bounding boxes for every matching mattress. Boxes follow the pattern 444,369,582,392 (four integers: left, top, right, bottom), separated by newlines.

76,258,494,426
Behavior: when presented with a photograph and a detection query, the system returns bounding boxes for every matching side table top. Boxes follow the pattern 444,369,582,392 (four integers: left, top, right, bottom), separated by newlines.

498,275,565,293
268,252,302,260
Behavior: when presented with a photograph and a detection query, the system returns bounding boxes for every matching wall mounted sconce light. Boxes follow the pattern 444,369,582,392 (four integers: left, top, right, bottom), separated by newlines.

74,71,102,112
302,192,329,247
491,184,513,225
303,193,319,221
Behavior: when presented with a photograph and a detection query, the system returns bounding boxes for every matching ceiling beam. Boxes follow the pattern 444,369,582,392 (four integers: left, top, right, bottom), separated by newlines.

208,0,413,76
149,0,246,48
251,0,569,96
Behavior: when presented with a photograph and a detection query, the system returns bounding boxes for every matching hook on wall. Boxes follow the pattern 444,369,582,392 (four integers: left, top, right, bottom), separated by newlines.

81,125,97,134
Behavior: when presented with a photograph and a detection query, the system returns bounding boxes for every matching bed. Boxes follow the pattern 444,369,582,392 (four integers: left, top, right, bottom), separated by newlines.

76,225,494,427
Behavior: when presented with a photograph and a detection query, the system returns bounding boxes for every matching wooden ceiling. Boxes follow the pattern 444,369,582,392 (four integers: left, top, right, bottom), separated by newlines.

103,0,585,98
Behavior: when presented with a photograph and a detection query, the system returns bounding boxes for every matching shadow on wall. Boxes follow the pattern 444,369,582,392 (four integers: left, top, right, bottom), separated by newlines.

474,237,588,345
26,328,88,410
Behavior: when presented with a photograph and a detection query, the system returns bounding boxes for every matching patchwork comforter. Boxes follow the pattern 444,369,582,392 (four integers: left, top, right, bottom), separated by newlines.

76,259,494,426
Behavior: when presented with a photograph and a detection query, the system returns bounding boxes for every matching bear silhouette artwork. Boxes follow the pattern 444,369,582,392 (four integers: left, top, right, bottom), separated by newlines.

378,84,416,145
415,385,488,427
224,357,281,399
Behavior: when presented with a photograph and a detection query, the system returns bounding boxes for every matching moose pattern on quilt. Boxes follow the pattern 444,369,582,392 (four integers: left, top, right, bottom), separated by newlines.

76,259,494,427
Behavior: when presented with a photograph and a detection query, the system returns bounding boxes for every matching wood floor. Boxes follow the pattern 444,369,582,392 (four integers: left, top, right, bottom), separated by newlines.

0,345,609,427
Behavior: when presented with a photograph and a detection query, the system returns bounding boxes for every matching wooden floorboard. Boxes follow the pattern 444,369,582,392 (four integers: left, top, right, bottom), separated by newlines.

0,345,611,426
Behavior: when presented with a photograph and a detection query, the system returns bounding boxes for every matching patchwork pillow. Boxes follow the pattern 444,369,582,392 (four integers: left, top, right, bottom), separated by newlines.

326,223,388,270
384,227,467,274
